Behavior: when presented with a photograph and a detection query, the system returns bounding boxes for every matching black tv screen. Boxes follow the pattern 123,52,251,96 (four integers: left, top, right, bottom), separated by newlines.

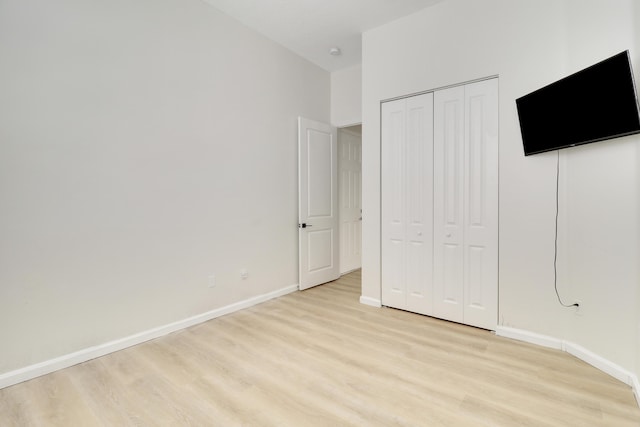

516,50,640,156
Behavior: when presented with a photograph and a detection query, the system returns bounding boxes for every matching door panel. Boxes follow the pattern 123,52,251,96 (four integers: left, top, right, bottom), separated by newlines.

463,79,498,330
382,93,433,314
298,117,339,290
381,101,406,309
405,95,434,315
338,129,362,273
434,86,465,323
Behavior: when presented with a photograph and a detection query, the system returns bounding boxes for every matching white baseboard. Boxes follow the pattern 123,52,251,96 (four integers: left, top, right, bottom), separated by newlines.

0,284,298,390
633,373,640,409
359,296,382,308
495,326,563,350
563,341,633,386
495,326,639,407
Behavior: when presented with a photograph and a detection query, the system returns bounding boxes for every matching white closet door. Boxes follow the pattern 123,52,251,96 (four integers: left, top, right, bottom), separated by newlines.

434,79,498,330
405,94,434,315
463,79,498,330
381,93,434,314
433,86,466,323
381,99,407,309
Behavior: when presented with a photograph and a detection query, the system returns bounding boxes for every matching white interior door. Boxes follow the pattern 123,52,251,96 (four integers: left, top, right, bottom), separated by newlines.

381,93,434,315
338,128,362,274
298,117,339,290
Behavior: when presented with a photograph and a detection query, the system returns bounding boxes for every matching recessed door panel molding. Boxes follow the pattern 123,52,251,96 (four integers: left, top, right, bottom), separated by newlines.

406,240,429,315
468,95,486,227
441,243,463,319
307,229,334,272
307,129,334,218
467,245,486,307
383,238,405,309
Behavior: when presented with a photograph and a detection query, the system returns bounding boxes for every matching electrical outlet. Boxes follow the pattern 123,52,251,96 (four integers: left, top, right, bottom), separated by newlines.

240,268,248,279
208,274,216,288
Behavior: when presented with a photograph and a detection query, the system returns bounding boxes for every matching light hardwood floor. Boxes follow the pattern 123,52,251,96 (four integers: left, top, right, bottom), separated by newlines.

1,270,639,426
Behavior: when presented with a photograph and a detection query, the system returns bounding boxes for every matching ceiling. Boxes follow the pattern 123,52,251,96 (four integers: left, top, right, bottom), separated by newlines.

202,0,444,72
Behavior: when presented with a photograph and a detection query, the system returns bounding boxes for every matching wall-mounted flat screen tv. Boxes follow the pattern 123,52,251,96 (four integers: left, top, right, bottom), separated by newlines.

516,50,640,156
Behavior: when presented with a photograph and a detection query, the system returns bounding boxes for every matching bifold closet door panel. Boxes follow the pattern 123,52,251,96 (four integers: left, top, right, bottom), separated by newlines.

463,79,499,330
404,94,434,315
381,93,434,314
433,86,466,324
381,99,406,310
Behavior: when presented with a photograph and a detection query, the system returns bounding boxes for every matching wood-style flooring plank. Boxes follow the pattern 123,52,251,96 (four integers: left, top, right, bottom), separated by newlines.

1,270,639,426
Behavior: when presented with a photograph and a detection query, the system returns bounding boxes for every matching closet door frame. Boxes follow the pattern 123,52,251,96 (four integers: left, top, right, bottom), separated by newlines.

381,77,498,331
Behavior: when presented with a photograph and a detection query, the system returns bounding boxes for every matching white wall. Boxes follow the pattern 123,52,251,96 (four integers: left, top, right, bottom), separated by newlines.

362,0,640,374
0,0,329,375
331,64,362,127
560,0,639,376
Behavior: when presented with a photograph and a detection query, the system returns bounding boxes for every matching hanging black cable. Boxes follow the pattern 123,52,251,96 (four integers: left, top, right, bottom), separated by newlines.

554,150,579,308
